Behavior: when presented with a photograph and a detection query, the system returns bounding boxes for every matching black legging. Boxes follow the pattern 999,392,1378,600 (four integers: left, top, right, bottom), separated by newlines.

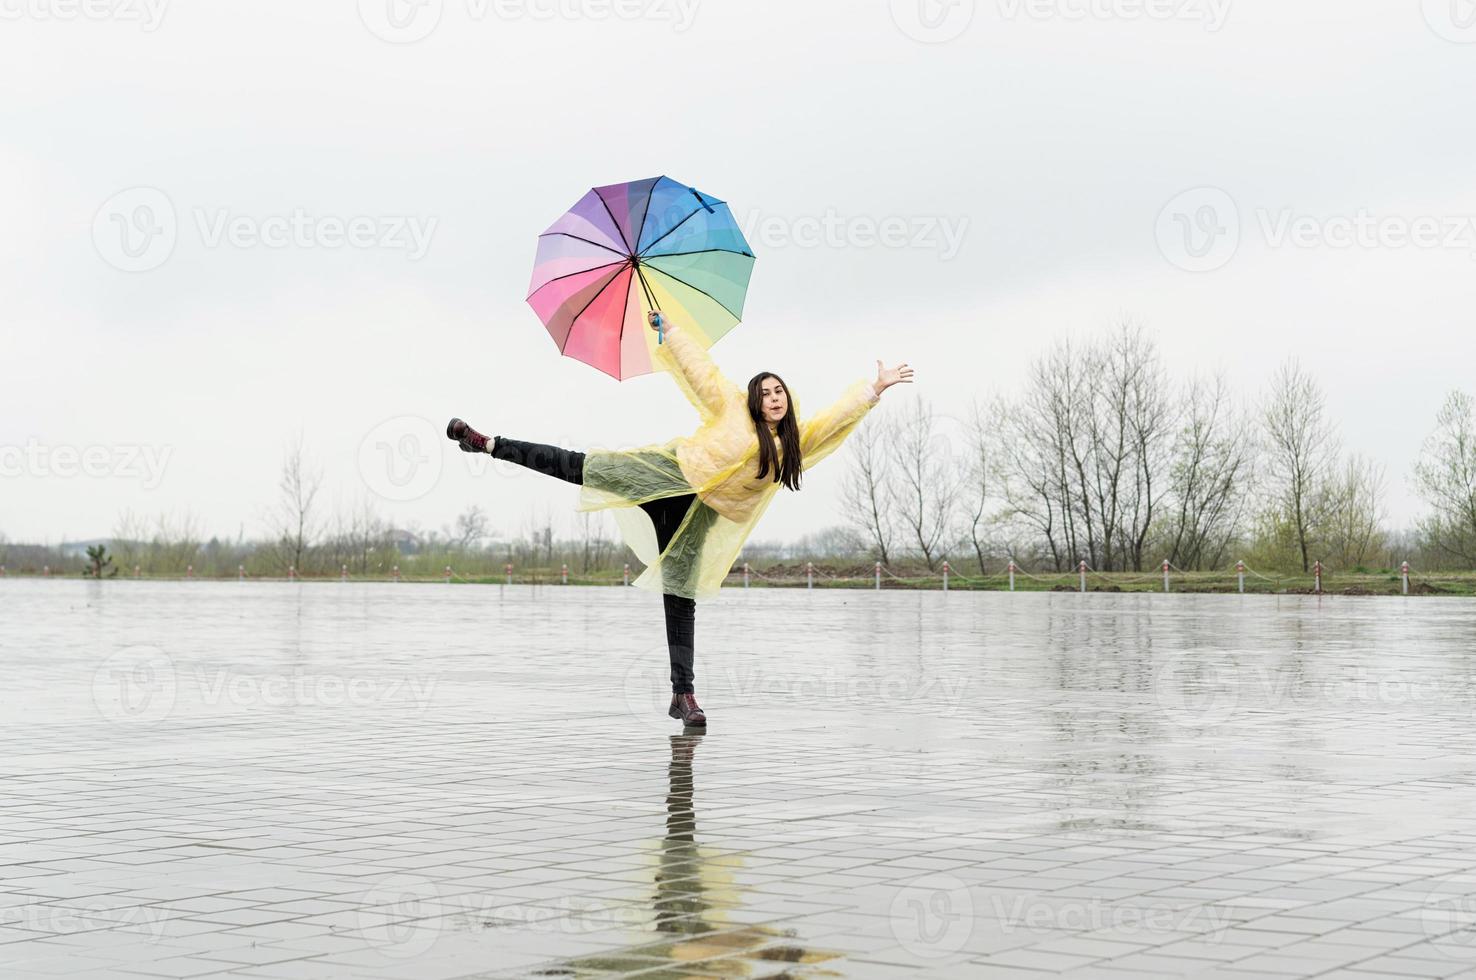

490,436,698,695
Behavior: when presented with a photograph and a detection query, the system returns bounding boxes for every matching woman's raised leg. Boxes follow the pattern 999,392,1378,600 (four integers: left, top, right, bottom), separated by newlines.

447,419,585,486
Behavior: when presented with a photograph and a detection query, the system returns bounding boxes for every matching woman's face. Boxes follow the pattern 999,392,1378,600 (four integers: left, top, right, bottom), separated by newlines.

759,376,788,426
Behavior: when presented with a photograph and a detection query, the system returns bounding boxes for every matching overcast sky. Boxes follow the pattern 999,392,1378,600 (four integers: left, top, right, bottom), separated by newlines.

3,0,1474,548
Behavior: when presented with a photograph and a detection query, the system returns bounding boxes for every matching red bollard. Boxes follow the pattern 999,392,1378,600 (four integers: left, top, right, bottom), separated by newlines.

1401,560,1410,596
288,565,296,582
445,565,452,584
1313,560,1323,594
505,562,512,585
623,563,630,587
942,560,950,592
1008,560,1017,592
561,563,568,585
186,565,193,580
1236,560,1246,594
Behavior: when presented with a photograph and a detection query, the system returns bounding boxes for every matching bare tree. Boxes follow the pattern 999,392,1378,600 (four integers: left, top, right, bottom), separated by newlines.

994,325,1173,572
1094,323,1174,571
577,510,614,573
1414,389,1476,567
269,432,323,574
839,413,898,566
1259,359,1339,572
960,398,1002,575
454,505,489,550
1322,453,1387,569
887,397,959,570
995,341,1083,571
111,508,148,572
1162,374,1254,570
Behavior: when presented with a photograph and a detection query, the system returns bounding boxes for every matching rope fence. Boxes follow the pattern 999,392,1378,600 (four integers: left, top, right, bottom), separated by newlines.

5,556,1448,596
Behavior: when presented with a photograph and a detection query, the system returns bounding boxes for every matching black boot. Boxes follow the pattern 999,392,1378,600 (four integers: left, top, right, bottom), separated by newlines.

669,692,707,727
446,418,493,454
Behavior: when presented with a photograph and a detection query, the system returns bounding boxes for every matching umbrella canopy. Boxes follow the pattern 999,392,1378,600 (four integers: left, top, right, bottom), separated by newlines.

527,175,755,380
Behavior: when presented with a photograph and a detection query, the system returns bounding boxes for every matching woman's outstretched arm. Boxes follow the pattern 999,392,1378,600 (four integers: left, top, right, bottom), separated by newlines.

799,360,913,470
648,311,742,420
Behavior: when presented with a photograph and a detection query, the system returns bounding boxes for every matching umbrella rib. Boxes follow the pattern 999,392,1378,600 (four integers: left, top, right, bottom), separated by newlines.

635,264,658,311
565,263,636,371
525,258,629,301
539,232,628,257
636,203,706,257
642,262,745,321
640,246,754,260
633,180,660,257
594,190,633,254
557,265,628,352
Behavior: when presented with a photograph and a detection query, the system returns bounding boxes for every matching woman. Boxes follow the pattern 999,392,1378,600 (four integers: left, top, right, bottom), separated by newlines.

447,310,913,728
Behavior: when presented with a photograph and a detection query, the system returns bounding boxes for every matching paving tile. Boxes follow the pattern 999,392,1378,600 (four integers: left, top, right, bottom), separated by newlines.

4,584,1476,978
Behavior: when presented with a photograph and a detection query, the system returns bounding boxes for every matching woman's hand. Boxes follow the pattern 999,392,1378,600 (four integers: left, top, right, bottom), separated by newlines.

874,360,914,397
647,310,677,334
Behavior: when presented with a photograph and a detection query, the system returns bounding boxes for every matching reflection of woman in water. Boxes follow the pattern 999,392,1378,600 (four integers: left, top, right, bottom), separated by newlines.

449,311,912,729
540,735,843,977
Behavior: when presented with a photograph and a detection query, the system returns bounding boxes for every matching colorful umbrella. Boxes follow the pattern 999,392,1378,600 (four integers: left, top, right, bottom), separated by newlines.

526,176,755,380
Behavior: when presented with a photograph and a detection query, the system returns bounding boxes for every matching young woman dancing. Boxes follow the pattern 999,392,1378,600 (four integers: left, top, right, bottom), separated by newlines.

447,310,913,728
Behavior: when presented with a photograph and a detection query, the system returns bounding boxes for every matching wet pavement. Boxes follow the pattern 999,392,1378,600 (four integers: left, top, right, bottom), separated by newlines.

4,580,1476,978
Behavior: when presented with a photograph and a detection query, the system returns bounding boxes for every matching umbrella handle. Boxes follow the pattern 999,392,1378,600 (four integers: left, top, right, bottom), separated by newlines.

651,312,664,345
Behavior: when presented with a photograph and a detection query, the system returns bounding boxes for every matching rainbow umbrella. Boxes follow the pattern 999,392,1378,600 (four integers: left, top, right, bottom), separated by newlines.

527,175,755,380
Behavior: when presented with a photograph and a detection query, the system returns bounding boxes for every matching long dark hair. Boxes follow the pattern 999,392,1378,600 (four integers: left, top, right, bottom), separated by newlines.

748,372,803,491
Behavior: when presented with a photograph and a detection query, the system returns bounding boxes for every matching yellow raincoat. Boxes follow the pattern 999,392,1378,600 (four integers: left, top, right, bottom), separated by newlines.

576,325,881,600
